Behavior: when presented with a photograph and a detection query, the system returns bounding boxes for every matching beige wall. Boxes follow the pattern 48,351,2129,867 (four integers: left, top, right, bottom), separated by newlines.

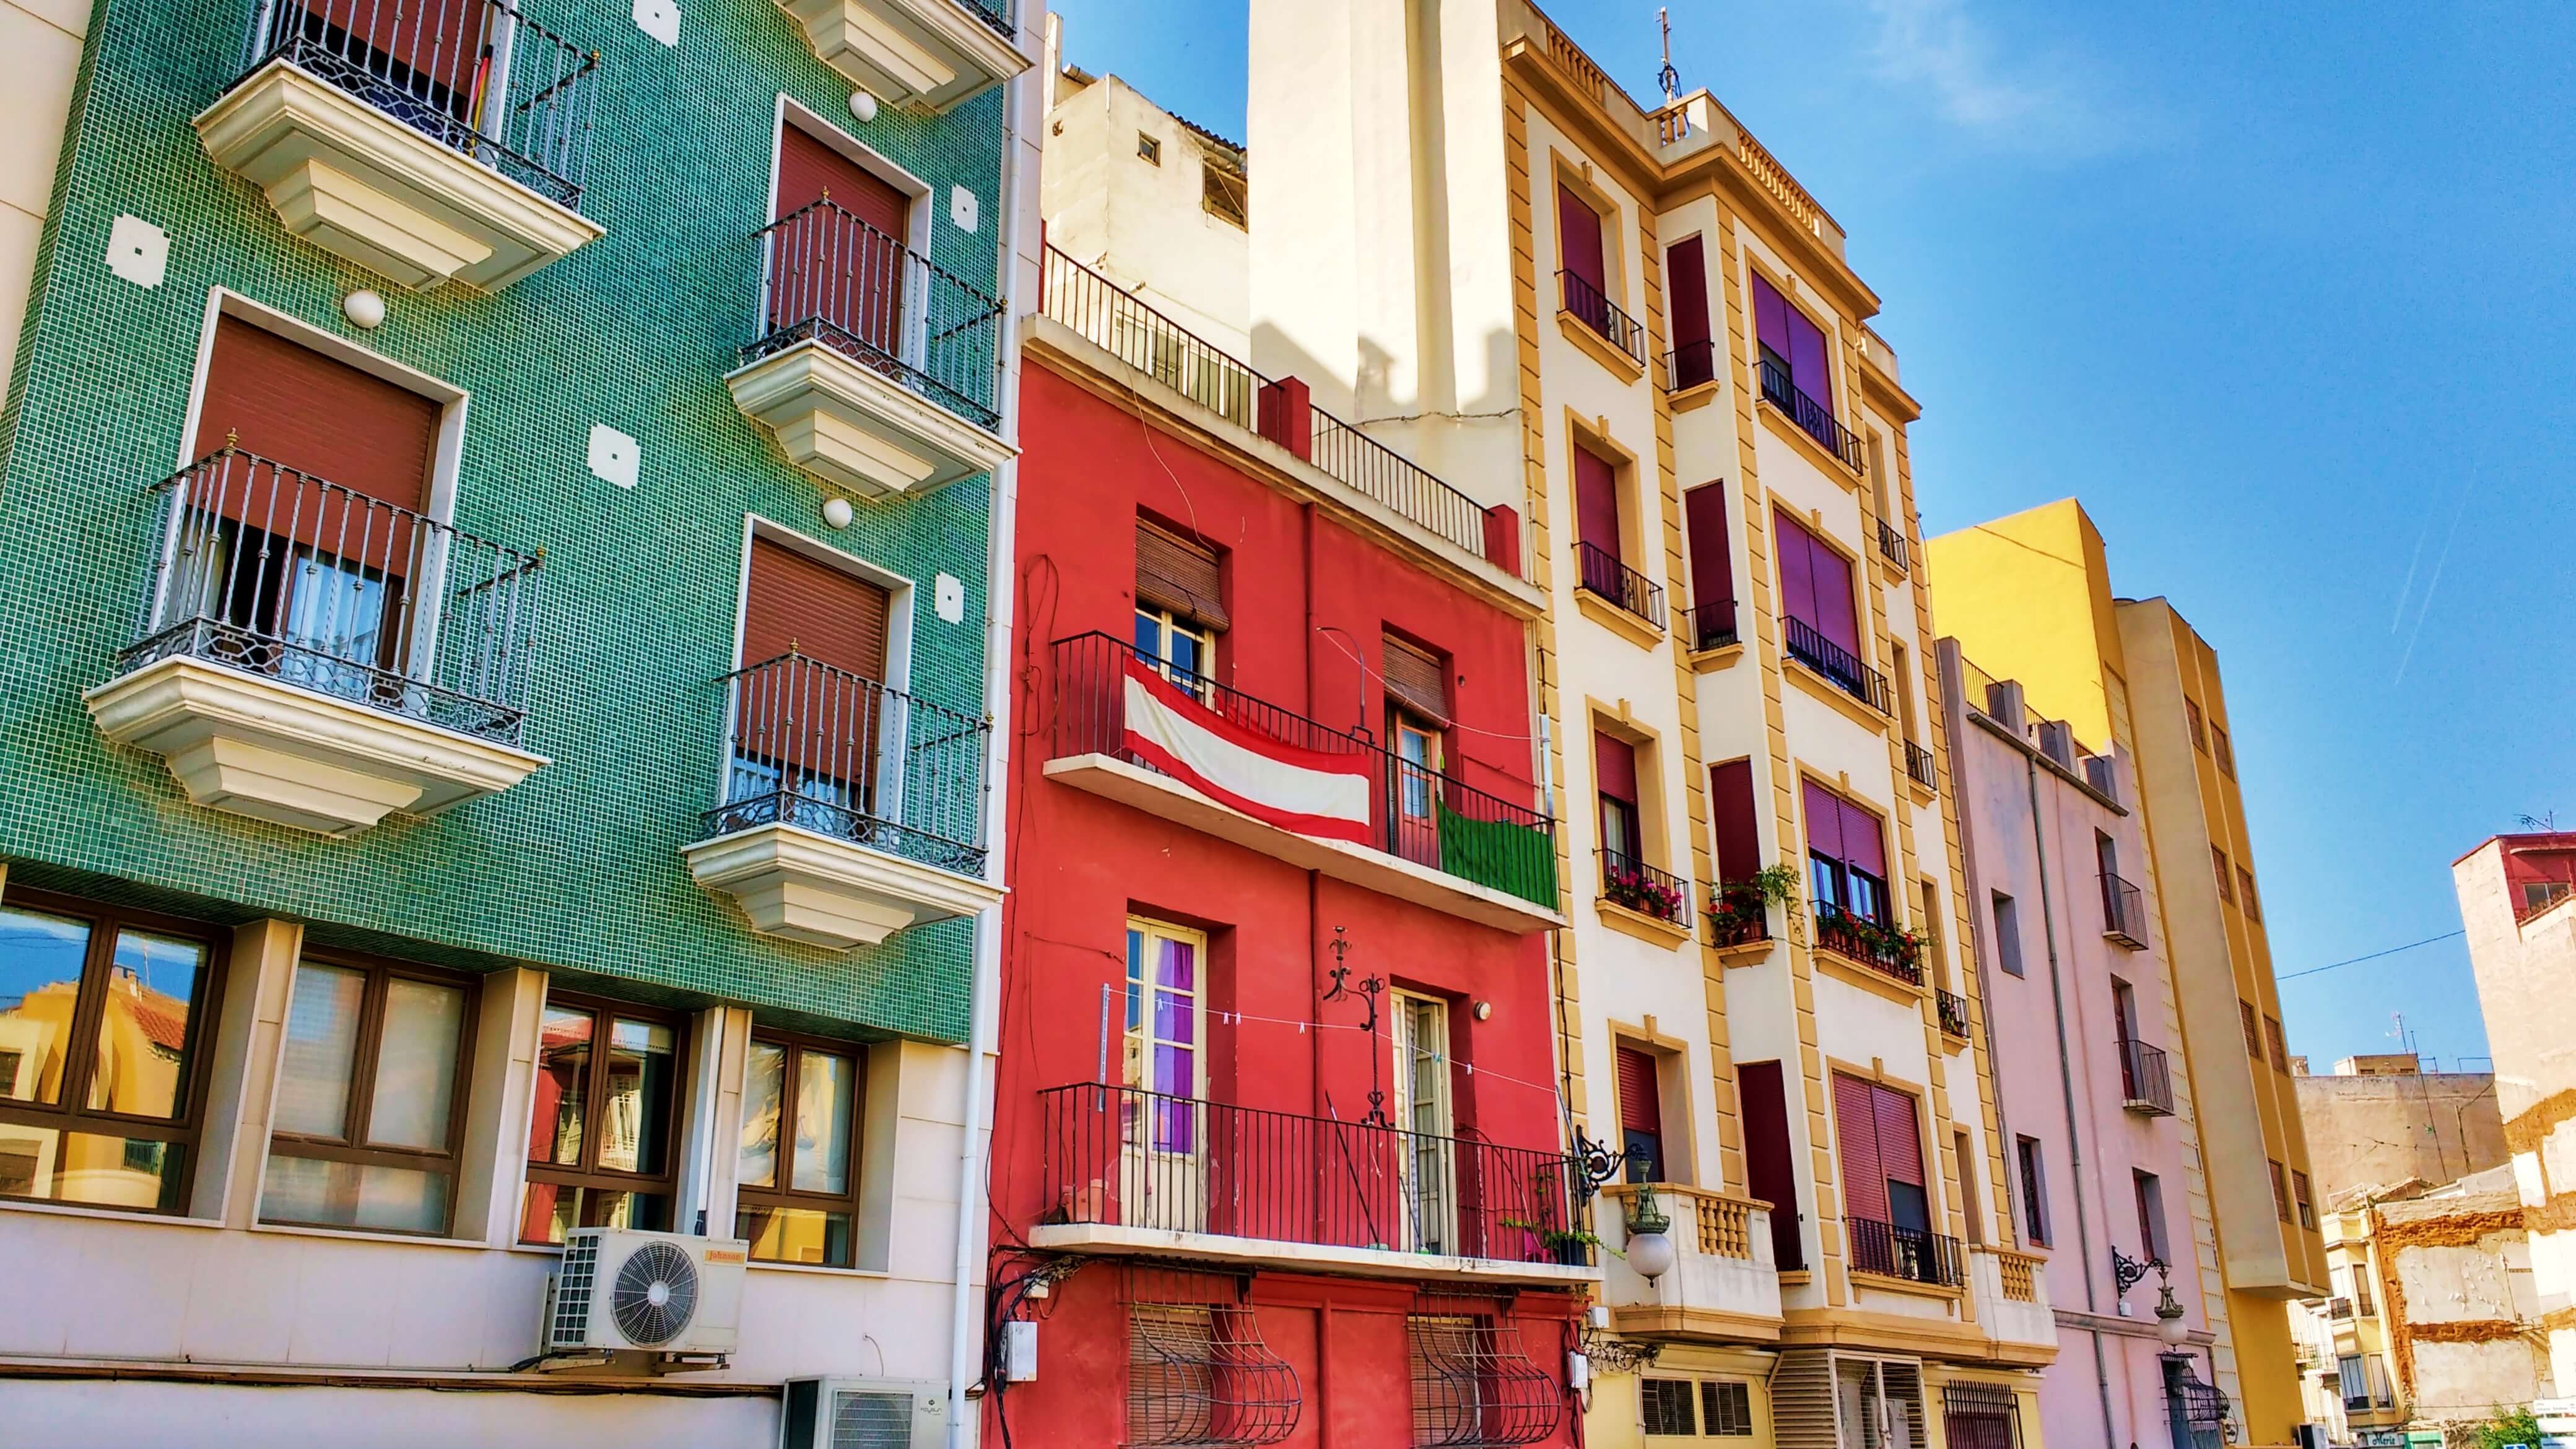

2296,1068,2506,1206
0,0,90,410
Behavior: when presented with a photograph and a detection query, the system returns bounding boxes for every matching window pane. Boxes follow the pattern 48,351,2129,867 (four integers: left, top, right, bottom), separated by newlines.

0,905,94,1107
599,1019,677,1175
0,1125,187,1211
533,1007,593,1167
274,962,368,1138
739,1040,786,1190
87,930,207,1120
791,1050,856,1194
259,1152,450,1234
518,1181,672,1245
741,1202,852,1268
365,977,464,1151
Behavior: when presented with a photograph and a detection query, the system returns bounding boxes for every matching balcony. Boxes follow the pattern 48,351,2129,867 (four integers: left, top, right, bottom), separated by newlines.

2120,1038,2175,1117
2101,872,2151,949
1877,520,1910,574
773,0,1030,112
728,198,1014,502
1784,616,1892,716
195,0,605,290
1848,1216,1964,1289
1596,1184,1782,1339
1969,1246,2056,1359
1031,1082,1593,1286
1664,339,1718,394
1575,541,1666,631
1905,741,1937,791
1559,270,1646,373
1705,878,1775,951
1811,900,1923,987
1936,988,1971,1040
1756,358,1865,474
681,652,999,949
1681,599,1738,653
1601,849,1691,931
1042,634,1562,933
83,447,546,835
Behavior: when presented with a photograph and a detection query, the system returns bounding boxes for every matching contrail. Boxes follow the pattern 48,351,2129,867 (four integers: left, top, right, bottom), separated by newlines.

2390,514,2432,635
2391,474,2476,687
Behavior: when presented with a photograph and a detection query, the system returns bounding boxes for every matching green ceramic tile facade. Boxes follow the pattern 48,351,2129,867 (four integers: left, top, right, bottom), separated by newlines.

0,0,1013,1043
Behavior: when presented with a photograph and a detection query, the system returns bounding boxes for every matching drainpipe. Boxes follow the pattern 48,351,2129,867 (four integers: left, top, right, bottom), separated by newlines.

948,38,1034,1449
2026,754,2118,1449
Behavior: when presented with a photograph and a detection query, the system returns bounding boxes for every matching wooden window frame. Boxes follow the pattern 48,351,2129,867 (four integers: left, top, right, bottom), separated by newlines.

736,1029,868,1267
0,887,229,1214
2240,1000,2263,1057
2016,1134,2050,1247
261,951,479,1237
2270,1160,2292,1223
518,991,690,1245
2293,1170,2317,1230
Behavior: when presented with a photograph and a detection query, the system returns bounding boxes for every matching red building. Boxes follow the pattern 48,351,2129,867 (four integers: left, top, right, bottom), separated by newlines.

984,249,1589,1447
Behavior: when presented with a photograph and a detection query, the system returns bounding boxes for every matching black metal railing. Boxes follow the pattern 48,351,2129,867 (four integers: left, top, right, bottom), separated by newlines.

749,198,1006,432
124,447,542,744
1812,900,1921,986
1783,616,1892,715
1663,339,1718,392
1048,633,1557,907
1878,520,1910,572
1757,358,1864,472
1936,988,1970,1038
1906,741,1937,790
1682,599,1738,652
2101,872,2150,949
1559,270,1645,365
1038,246,1511,575
2119,1038,2175,1116
1848,1216,1964,1287
1038,1082,1586,1265
237,0,599,209
947,0,1016,39
1575,542,1665,629
701,652,991,877
1600,850,1689,926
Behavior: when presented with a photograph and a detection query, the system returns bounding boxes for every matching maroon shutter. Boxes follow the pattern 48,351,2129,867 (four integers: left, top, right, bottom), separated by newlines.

1710,760,1761,882
195,316,437,513
775,126,909,358
1574,445,1622,562
1667,235,1712,388
778,124,907,233
1873,1083,1923,1189
1739,1062,1802,1270
1594,734,1638,806
1617,1048,1662,1135
1801,779,1845,867
1751,270,1792,363
1838,798,1888,882
1773,508,1817,627
743,537,890,681
1834,1073,1887,1224
1808,530,1860,658
1684,483,1734,615
1557,184,1605,294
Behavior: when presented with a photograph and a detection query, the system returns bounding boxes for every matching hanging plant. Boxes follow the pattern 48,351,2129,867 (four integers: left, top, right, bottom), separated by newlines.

1604,864,1683,920
1707,863,1798,934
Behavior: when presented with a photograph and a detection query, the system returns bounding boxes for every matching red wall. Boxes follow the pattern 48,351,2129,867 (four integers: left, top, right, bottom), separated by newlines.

987,362,1576,1445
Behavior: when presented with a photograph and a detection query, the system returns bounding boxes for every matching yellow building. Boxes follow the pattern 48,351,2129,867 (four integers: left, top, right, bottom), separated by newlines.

1930,500,2330,1447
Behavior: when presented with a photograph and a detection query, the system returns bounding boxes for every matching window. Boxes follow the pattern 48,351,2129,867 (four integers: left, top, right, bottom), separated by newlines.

1131,1299,1300,1447
1199,159,1247,228
737,1032,864,1266
2265,1016,2289,1074
0,893,222,1212
2366,1354,2393,1409
1738,1061,1803,1271
1682,482,1735,649
2016,1135,2050,1247
1393,993,1455,1252
1383,635,1451,869
1137,131,1161,164
2185,699,2207,752
2239,868,2261,923
773,125,912,359
1643,1378,1697,1437
1573,441,1627,579
2338,1354,2368,1410
1556,181,1612,339
731,536,896,833
1941,1382,2021,1449
2211,724,2235,778
1955,1129,1983,1245
1640,1378,1757,1439
1703,1382,1755,1437
2111,976,2141,1045
1709,759,1762,885
1773,510,1861,661
520,996,685,1245
1833,1073,1931,1274
1616,1044,1665,1184
263,955,475,1235
1803,781,1889,925
2293,1170,2317,1230
2134,1170,2169,1262
1125,917,1204,1110
1666,236,1715,389
2241,1000,2262,1056
1596,731,1645,866
1992,892,2026,977
2269,1159,2291,1223
1135,520,1225,690
1749,269,1833,412
2213,846,2234,902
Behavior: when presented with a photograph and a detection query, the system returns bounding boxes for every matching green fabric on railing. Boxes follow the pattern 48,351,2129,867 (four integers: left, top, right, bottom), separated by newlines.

1437,801,1557,907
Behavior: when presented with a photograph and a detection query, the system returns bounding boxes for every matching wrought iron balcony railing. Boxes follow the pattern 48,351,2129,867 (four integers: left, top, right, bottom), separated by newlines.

1601,849,1690,926
1783,616,1892,715
1848,1216,1964,1287
1663,339,1718,392
702,651,991,877
1936,988,1971,1039
1756,357,1864,472
1038,1082,1586,1266
751,198,1007,432
1682,599,1738,652
2101,872,2151,949
948,0,1017,38
1811,899,1922,986
1906,741,1937,791
1040,246,1515,575
1048,633,1558,907
1877,519,1910,573
1576,541,1666,629
237,0,601,209
1560,270,1646,366
2119,1038,2175,1116
125,446,542,744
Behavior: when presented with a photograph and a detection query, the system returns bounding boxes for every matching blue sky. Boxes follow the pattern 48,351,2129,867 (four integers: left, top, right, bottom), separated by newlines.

1043,0,2576,1068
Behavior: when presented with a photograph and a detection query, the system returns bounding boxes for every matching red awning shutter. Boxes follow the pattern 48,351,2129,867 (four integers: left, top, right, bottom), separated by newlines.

1617,1047,1661,1135
1834,1072,1887,1225
1136,521,1229,629
1381,635,1451,727
1738,1061,1803,1271
1710,760,1762,882
773,125,910,357
1668,236,1710,349
1806,529,1860,658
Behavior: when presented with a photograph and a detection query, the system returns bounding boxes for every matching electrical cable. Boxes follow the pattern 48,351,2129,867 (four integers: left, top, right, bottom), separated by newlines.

2276,930,2465,983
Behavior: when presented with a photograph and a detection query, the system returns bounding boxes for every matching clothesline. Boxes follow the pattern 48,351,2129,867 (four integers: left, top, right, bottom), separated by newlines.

1097,979,1572,1104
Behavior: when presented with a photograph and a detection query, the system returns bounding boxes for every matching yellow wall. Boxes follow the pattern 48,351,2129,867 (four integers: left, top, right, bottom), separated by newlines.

1921,498,2125,752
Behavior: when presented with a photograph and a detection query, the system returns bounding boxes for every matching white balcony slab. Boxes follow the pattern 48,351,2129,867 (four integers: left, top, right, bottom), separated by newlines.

682,820,1001,949
1043,753,1564,934
1028,1221,1598,1288
774,0,1032,112
84,656,546,837
194,60,602,292
727,339,1016,501
1970,1247,2059,1363
1595,1188,1784,1341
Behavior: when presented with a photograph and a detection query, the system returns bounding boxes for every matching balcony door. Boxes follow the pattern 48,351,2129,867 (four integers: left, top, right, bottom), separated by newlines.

1383,634,1452,871
1834,1072,1932,1279
729,536,892,837
1121,919,1207,1234
774,123,913,368
1390,991,1453,1255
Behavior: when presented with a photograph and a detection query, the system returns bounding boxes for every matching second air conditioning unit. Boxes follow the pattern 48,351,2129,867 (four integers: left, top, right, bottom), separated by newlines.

778,1377,949,1449
540,1227,749,1367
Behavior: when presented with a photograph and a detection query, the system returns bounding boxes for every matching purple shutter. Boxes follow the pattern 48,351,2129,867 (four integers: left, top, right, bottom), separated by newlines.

1668,236,1712,387
1751,271,1792,363
1834,1073,1888,1224
1710,760,1762,882
1774,509,1817,629
1801,779,1845,866
1808,530,1860,657
1838,797,1888,882
1557,185,1606,294
1787,305,1834,413
1739,1062,1804,1269
1684,484,1734,616
1575,445,1622,562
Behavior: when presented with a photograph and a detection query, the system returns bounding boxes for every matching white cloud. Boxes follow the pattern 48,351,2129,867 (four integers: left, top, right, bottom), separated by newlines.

1860,0,2139,159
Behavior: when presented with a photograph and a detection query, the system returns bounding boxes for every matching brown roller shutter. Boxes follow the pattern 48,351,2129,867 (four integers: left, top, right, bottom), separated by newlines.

194,315,438,513
777,124,908,236
1134,521,1228,629
1380,635,1450,726
1616,1047,1662,1134
774,126,911,360
742,536,890,682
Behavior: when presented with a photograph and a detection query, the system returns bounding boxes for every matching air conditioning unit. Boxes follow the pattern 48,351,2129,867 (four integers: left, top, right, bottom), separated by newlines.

539,1227,748,1365
778,1377,949,1449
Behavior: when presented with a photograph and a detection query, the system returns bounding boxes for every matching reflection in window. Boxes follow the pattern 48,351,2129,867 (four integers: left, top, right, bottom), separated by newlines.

261,957,471,1235
737,1035,863,1268
520,999,681,1245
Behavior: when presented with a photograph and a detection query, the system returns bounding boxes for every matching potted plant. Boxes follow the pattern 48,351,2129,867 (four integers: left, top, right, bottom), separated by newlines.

1707,863,1797,943
1603,863,1682,920
1504,1217,1605,1266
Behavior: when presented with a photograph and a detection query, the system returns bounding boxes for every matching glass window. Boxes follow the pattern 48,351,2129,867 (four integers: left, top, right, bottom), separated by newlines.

1134,607,1214,697
1642,1379,1697,1437
2016,1136,2050,1247
260,955,472,1235
519,995,684,1246
1704,1382,1756,1437
736,1033,864,1268
0,894,220,1213
1991,893,2024,977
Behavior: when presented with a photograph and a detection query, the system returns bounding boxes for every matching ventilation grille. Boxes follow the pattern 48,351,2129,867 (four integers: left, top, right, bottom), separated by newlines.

549,1233,602,1348
829,1390,917,1449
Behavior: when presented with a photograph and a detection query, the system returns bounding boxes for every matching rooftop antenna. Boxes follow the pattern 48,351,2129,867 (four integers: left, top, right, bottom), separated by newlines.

1657,8,1680,104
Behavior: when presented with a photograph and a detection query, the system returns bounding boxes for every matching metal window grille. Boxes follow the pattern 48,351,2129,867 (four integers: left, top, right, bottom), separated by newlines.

1940,1383,2019,1449
1640,1379,1697,1437
1407,1297,1560,1448
1702,1382,1755,1437
1126,1281,1302,1448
